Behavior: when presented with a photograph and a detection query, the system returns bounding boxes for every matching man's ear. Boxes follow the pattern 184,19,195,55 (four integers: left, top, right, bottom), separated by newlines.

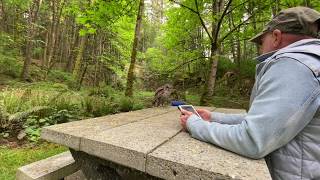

272,29,282,48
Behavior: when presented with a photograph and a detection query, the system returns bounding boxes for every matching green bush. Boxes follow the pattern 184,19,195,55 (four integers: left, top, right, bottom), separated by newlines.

82,96,116,117
239,59,256,79
0,88,82,140
117,96,145,112
0,86,153,142
217,57,256,79
47,70,74,83
0,33,23,78
118,96,134,112
216,57,236,79
50,91,82,112
0,58,22,78
87,85,117,98
23,109,76,142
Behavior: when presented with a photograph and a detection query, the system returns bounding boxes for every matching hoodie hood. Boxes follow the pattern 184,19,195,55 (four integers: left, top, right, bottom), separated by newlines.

257,38,320,77
256,39,320,62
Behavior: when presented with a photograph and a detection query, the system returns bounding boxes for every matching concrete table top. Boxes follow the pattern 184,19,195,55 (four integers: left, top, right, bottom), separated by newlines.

41,107,174,150
41,106,271,179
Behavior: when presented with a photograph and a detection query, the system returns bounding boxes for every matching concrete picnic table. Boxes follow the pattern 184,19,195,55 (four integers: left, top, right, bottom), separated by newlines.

41,107,271,180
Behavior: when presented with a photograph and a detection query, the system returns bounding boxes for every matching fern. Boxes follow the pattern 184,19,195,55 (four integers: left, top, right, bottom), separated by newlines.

9,106,51,122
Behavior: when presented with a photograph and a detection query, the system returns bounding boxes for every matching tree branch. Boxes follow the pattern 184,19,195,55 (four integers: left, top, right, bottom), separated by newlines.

214,0,233,43
194,0,213,43
225,0,249,16
168,56,209,73
169,0,213,42
169,0,198,14
220,15,254,42
220,2,272,42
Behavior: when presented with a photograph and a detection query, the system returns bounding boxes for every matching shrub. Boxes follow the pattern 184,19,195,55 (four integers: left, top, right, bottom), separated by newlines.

82,96,116,117
216,57,236,79
87,85,116,98
0,57,22,78
118,96,134,112
0,33,22,78
23,109,76,142
48,70,74,83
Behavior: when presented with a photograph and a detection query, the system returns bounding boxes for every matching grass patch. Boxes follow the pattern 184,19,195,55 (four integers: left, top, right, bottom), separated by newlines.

0,142,67,180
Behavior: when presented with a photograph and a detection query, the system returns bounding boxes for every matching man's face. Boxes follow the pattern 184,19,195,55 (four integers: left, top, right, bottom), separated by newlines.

259,32,275,55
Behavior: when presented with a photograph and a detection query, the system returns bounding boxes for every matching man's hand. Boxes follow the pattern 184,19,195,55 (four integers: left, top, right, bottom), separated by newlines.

196,109,212,121
179,109,193,131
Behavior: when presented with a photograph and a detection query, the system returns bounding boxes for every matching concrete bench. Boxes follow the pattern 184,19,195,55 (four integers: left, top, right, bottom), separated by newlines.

16,151,79,180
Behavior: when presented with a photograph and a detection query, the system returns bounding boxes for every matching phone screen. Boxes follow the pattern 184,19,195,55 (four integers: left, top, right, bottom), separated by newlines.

178,105,202,118
180,106,197,114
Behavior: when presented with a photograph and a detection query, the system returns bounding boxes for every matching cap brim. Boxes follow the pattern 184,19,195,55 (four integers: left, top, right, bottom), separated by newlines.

249,31,266,44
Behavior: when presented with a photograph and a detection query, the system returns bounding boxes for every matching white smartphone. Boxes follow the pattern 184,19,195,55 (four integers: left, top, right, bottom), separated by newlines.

178,105,202,119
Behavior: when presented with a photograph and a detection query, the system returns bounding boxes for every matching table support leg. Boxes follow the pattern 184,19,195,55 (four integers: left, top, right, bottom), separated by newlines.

69,149,162,180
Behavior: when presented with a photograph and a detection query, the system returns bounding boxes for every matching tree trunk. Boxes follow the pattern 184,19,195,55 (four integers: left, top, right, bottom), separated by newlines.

21,0,42,80
65,19,79,72
303,0,312,7
125,0,145,97
73,35,87,82
200,46,218,105
45,0,57,70
200,0,225,105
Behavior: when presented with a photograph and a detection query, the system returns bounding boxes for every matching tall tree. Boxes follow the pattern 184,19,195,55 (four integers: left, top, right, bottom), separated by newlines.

170,0,233,104
125,0,145,97
21,0,42,80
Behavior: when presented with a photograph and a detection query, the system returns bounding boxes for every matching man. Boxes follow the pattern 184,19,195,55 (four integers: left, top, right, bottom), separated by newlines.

180,7,320,180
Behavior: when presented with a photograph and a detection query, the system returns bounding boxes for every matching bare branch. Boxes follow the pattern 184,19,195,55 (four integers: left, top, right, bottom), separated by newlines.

213,0,233,43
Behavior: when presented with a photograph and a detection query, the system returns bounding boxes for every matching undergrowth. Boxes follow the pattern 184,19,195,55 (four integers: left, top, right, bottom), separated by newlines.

0,85,153,142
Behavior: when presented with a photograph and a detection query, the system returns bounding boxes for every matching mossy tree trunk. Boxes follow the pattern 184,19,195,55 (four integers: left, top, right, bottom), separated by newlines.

73,35,87,88
125,0,145,97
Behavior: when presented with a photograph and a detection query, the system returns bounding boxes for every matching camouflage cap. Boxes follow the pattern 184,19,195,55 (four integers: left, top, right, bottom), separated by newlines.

250,6,320,44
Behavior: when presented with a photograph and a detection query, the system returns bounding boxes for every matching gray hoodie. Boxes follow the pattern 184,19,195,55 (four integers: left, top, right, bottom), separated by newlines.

186,39,320,179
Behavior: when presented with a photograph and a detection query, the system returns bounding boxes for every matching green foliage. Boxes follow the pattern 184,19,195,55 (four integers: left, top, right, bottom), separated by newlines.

75,0,137,35
47,70,75,84
87,85,116,98
23,109,75,142
0,83,154,141
0,88,82,140
0,33,22,78
118,96,134,112
239,59,257,78
216,57,237,78
82,96,116,117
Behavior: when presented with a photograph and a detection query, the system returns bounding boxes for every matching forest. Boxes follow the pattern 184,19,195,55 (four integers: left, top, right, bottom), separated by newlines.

0,0,319,179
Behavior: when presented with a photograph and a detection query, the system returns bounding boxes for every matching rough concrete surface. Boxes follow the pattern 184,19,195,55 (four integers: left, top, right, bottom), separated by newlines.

39,107,271,180
80,110,183,172
16,151,79,180
146,132,271,180
41,107,173,150
65,170,87,180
